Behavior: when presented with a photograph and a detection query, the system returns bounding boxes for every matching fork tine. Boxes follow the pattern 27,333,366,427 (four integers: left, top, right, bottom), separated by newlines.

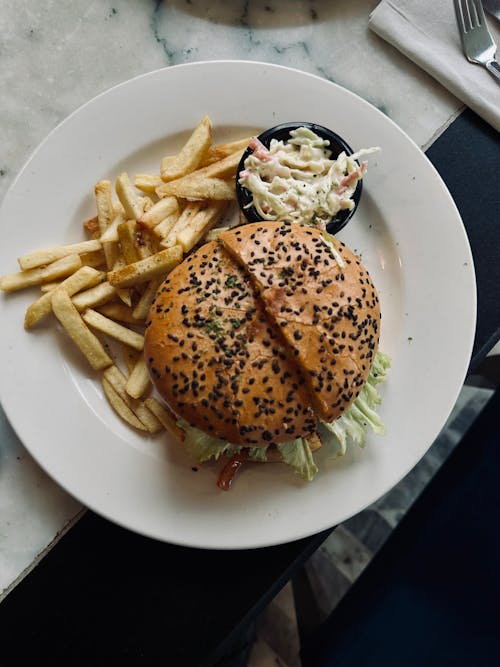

468,0,480,28
456,0,470,33
470,0,486,26
462,0,473,31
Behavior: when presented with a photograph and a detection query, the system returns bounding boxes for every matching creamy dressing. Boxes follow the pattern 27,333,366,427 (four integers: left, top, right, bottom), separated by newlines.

238,126,378,228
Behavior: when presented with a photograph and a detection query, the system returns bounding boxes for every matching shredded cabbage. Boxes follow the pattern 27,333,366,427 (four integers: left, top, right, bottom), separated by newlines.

321,230,346,268
321,351,391,454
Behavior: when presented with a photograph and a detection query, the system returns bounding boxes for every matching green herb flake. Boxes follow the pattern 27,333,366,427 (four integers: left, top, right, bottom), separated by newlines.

278,267,294,279
203,319,224,338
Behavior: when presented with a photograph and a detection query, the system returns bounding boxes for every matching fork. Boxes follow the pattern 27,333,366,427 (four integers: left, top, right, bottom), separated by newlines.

454,0,500,82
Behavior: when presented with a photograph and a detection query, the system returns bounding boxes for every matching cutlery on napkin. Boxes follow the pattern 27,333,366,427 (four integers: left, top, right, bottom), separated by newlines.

455,0,500,83
369,0,500,132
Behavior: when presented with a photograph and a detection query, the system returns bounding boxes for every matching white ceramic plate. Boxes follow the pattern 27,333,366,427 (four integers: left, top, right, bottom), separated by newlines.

0,62,475,549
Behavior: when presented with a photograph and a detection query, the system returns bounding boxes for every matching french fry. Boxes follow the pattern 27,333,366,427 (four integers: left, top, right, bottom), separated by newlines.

135,227,156,260
144,397,185,441
102,377,147,431
103,365,162,433
97,303,139,324
156,149,242,198
79,249,106,268
82,309,144,351
99,212,125,244
175,201,228,253
72,281,117,311
138,196,180,230
160,202,202,248
191,148,244,179
40,281,61,293
95,180,120,270
159,155,175,171
160,116,212,182
134,173,163,195
108,245,182,288
204,226,231,242
117,290,133,307
126,357,151,399
110,256,132,306
18,240,102,271
115,172,144,220
132,277,162,321
101,240,119,271
129,403,162,433
204,137,251,163
158,176,235,201
153,211,182,240
0,254,83,292
141,196,154,212
24,266,105,330
117,219,141,264
95,181,115,230
122,344,141,374
83,215,100,236
52,290,112,370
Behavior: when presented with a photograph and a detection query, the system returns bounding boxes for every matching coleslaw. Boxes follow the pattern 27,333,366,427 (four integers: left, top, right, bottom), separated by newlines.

238,126,378,228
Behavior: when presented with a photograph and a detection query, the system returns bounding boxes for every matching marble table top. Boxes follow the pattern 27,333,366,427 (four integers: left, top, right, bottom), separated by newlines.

0,0,462,600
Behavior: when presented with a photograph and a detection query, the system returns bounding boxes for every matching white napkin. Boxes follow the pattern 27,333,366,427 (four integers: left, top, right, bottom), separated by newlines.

369,0,500,132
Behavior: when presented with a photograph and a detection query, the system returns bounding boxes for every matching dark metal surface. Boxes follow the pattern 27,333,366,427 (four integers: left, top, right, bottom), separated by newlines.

425,108,500,368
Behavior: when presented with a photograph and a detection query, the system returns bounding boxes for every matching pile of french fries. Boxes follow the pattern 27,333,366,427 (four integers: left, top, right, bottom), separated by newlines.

0,116,251,439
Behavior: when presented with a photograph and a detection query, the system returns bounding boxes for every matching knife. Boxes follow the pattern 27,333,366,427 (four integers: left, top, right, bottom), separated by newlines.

482,0,500,21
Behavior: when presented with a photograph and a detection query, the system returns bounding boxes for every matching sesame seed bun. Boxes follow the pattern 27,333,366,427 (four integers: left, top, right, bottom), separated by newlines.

219,222,380,422
144,239,317,445
144,221,380,446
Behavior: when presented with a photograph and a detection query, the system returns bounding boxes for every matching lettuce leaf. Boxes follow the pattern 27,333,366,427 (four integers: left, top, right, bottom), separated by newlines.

321,351,391,453
277,438,319,481
178,420,270,464
248,446,269,463
178,421,318,479
178,420,238,462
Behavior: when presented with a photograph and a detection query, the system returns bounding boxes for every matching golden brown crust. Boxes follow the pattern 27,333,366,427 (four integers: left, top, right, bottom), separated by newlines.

220,222,380,422
144,241,316,445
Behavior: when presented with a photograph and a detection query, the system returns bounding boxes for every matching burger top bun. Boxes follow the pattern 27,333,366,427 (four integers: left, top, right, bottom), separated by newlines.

144,239,317,446
145,221,381,446
219,222,380,422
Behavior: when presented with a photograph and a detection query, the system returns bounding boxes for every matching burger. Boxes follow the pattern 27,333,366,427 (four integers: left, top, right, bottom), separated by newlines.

144,221,390,489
